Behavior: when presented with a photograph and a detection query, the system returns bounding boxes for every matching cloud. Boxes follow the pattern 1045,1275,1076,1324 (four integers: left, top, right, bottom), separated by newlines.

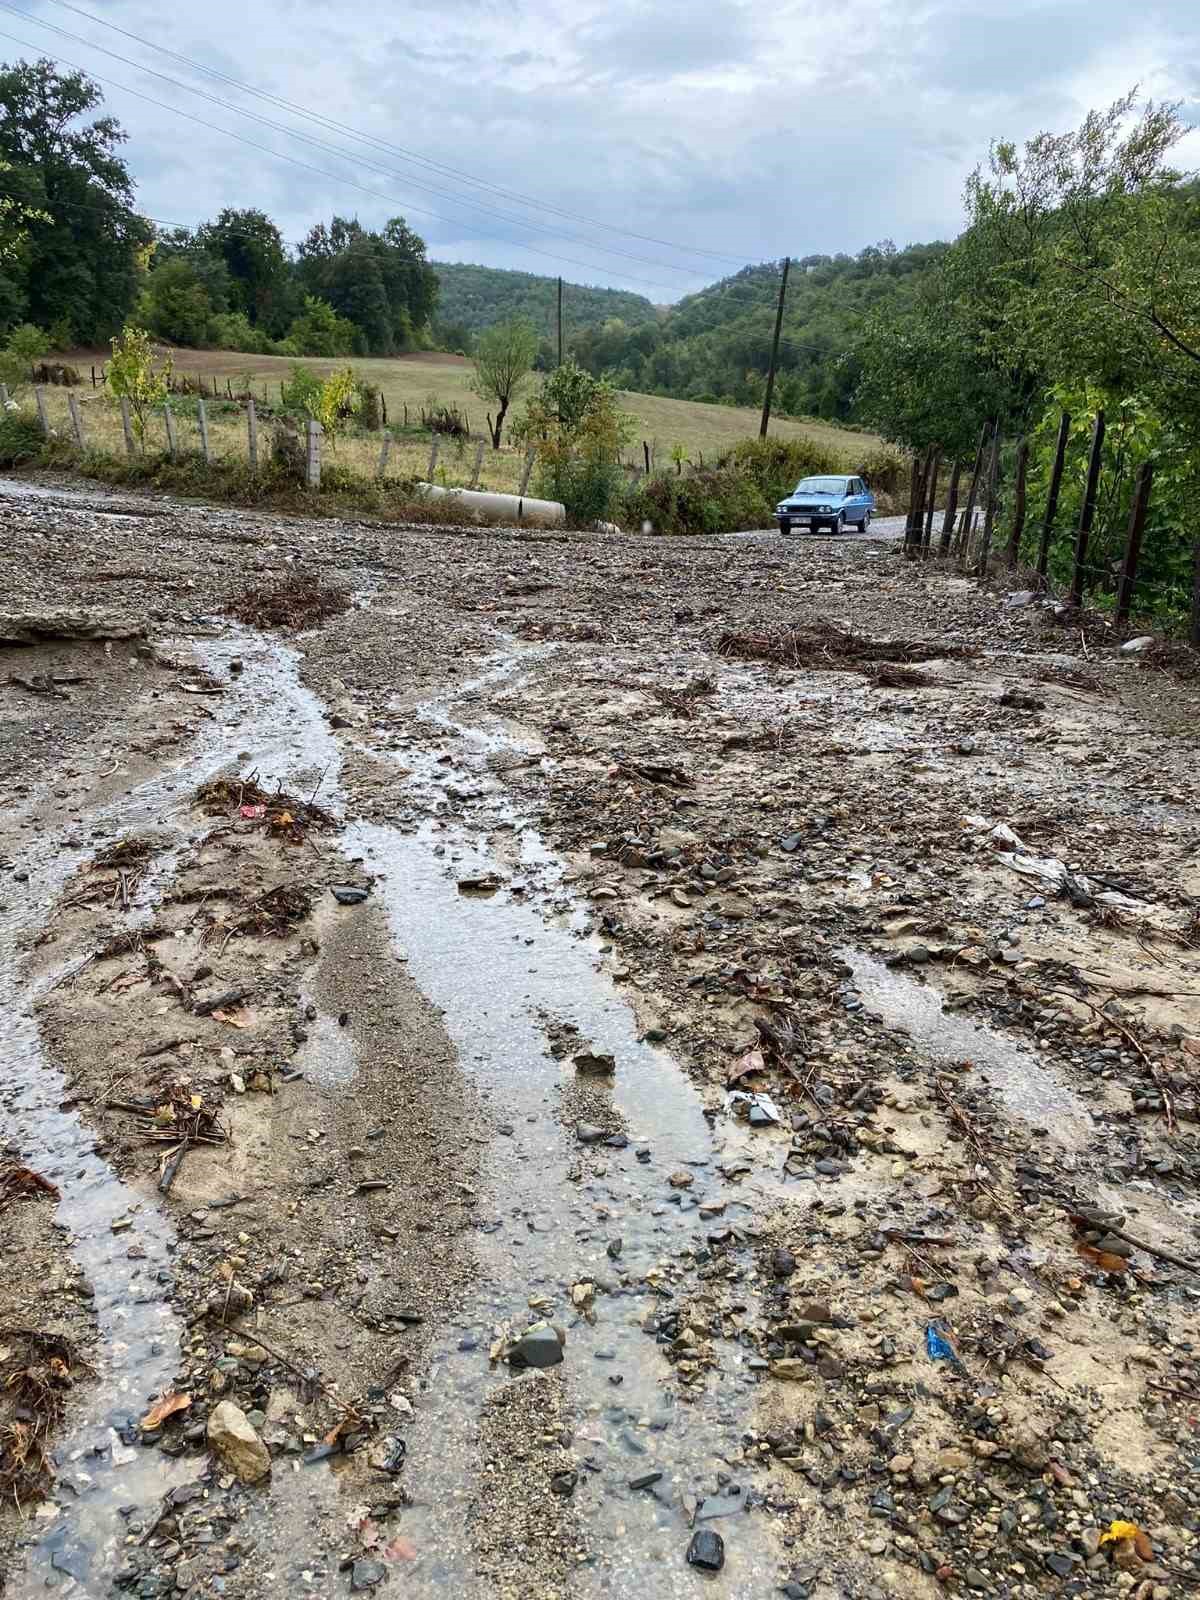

9,0,1198,300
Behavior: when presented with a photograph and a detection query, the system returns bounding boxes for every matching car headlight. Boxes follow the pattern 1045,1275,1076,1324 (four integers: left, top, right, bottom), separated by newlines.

820,504,832,513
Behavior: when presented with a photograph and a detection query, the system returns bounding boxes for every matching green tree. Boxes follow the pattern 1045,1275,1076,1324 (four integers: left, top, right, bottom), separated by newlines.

284,295,358,357
516,359,634,523
0,58,152,341
134,255,217,346
107,323,171,444
196,207,288,330
471,316,538,446
0,321,49,396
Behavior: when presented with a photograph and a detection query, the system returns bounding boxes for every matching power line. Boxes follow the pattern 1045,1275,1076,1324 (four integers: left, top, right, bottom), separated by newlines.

34,0,749,270
0,3,708,281
0,25,693,294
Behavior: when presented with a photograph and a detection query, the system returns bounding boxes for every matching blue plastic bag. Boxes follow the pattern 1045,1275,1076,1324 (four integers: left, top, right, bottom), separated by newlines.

925,1320,955,1361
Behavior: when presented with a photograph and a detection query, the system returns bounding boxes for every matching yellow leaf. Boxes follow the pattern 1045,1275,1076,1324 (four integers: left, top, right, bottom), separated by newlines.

275,810,294,827
141,1391,191,1429
189,1094,202,1111
1100,1521,1140,1547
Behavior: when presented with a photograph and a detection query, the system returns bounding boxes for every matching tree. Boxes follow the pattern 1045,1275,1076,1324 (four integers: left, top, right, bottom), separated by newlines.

196,208,289,331
297,214,437,354
283,295,357,357
107,324,171,444
0,59,152,341
134,255,218,347
471,317,538,446
515,359,634,523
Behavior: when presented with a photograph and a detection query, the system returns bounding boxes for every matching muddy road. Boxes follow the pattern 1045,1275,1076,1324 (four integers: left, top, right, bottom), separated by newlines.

1,474,1199,1600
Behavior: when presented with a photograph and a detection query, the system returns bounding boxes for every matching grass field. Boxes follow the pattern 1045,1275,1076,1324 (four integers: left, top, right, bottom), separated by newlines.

56,347,882,471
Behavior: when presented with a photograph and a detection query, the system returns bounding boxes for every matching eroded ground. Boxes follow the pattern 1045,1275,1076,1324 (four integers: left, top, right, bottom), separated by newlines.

1,475,1198,1600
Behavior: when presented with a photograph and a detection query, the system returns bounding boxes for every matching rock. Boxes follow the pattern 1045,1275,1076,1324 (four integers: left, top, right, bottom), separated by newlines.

1121,636,1155,653
630,1470,663,1490
351,1559,387,1590
686,1527,725,1572
206,1401,270,1483
1045,1554,1075,1577
329,884,369,905
771,1247,797,1278
1004,589,1037,609
574,1051,616,1075
551,1470,577,1496
576,1123,607,1144
668,1170,694,1190
508,1322,564,1369
769,1359,810,1382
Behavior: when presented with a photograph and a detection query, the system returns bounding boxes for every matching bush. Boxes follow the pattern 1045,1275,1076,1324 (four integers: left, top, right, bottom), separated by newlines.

285,295,357,357
720,436,844,505
32,362,81,386
209,311,273,354
356,382,383,431
853,445,905,495
270,421,307,483
0,323,50,396
623,467,772,535
538,458,625,525
278,365,324,420
0,408,47,466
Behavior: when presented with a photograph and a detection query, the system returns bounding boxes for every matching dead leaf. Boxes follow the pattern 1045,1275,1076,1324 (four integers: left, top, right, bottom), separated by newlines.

384,1536,417,1563
727,1048,765,1086
1134,1530,1154,1562
141,1391,191,1429
1078,1243,1129,1274
210,1009,248,1029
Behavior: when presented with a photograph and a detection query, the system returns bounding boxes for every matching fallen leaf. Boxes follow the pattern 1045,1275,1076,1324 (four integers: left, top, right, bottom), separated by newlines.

1134,1530,1154,1562
141,1391,191,1429
189,1094,202,1111
727,1047,765,1086
384,1536,417,1563
1100,1521,1141,1547
211,1009,248,1029
358,1518,380,1550
1078,1243,1128,1274
273,810,294,828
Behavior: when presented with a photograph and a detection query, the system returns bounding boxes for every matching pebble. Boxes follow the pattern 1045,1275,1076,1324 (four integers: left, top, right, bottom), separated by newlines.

685,1527,724,1572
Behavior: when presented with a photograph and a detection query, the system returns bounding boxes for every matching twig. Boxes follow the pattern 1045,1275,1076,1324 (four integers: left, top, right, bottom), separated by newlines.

203,1318,358,1417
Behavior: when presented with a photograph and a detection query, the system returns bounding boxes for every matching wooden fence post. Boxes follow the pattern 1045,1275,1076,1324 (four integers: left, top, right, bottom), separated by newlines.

197,398,211,465
904,452,925,556
376,429,391,479
1068,410,1105,608
247,397,258,472
164,402,178,462
67,391,85,449
381,394,388,426
120,396,135,457
1192,539,1200,648
955,423,990,560
426,435,440,481
643,440,651,474
975,427,1002,577
1036,411,1071,581
1114,461,1154,628
306,419,322,488
0,382,9,407
939,459,962,553
922,449,941,550
1004,439,1029,567
469,439,486,489
34,385,50,438
90,365,97,388
519,447,535,497
403,403,408,428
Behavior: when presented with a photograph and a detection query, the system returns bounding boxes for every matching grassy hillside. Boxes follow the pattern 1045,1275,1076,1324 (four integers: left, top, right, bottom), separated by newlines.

433,262,659,345
60,347,881,465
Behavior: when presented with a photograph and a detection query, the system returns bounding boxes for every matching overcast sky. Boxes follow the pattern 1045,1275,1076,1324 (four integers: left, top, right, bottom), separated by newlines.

2,0,1197,301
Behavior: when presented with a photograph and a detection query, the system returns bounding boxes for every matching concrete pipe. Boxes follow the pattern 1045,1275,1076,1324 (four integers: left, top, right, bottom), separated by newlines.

416,482,566,528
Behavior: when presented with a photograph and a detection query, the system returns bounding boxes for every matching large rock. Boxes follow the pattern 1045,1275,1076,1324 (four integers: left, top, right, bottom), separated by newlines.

508,1321,564,1370
207,1400,271,1483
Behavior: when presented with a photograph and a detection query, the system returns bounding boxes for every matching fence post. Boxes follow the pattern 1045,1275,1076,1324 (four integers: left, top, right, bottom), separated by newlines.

1068,410,1105,608
0,382,8,407
922,449,941,550
34,385,50,439
247,396,258,472
939,459,962,553
1192,539,1200,649
381,394,388,426
306,419,322,489
975,427,1002,578
67,391,85,449
91,365,97,388
376,428,391,479
119,396,135,456
643,440,651,474
426,435,440,481
904,452,925,557
519,447,535,497
955,422,990,560
1036,411,1071,581
1114,461,1154,629
1004,439,1029,567
197,398,211,466
163,402,178,461
469,438,486,490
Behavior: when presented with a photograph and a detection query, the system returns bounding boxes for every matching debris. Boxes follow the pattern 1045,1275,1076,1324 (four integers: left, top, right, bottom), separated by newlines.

685,1527,725,1572
1120,636,1155,654
573,1050,616,1076
925,1321,957,1362
225,570,350,632
506,1322,565,1370
206,1400,271,1483
0,608,146,646
630,1470,664,1491
576,1123,608,1144
141,1391,192,1430
716,619,976,669
457,873,504,894
0,1328,85,1498
330,884,370,906
0,1165,60,1206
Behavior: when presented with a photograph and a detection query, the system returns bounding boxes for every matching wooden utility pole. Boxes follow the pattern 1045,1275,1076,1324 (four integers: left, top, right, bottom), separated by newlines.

759,256,790,439
1036,411,1071,580
1068,410,1105,608
557,277,564,367
1115,461,1154,628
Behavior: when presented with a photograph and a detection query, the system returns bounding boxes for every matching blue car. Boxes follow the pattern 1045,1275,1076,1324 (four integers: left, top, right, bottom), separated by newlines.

775,474,875,535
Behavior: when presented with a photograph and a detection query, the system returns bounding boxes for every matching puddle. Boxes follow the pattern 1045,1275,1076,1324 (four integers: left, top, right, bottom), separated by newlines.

840,949,1093,1148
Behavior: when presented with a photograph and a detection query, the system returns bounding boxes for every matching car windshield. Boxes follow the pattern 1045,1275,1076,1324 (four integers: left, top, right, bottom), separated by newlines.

793,477,849,496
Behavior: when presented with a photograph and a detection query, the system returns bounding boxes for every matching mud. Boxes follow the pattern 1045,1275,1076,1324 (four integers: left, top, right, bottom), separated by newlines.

1,470,1199,1600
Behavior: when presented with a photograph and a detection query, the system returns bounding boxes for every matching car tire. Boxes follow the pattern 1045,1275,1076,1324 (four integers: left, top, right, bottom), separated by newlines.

779,519,792,536
834,512,845,534
860,510,871,532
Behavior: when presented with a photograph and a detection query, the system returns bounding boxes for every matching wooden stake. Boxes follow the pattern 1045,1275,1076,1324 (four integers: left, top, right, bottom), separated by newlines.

377,429,392,479
955,422,990,563
469,438,486,489
975,427,1002,577
67,390,85,449
922,449,941,550
519,447,535,496
247,396,258,471
427,435,440,481
939,459,962,553
164,402,178,461
1068,410,1105,608
1192,539,1200,649
197,398,211,465
120,396,135,456
1036,411,1071,581
306,419,322,488
1004,438,1029,567
1114,461,1154,628
904,452,925,557
34,385,50,438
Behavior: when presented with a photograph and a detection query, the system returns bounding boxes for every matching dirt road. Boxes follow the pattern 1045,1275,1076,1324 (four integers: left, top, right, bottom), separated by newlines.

1,474,1198,1600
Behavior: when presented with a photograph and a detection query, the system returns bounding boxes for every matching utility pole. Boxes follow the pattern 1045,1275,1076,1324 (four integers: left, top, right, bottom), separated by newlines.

759,256,790,439
557,276,564,367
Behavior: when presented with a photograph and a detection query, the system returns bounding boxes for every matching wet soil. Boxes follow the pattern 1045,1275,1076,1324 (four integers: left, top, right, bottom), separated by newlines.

1,471,1199,1600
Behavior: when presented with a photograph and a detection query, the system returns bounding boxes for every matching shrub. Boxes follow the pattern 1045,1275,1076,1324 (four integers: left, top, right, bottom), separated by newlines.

278,365,324,420
285,295,357,357
107,324,172,445
32,362,81,386
209,311,273,354
0,408,46,466
623,467,772,535
0,323,50,396
720,436,844,505
853,445,905,495
270,421,307,483
356,382,383,431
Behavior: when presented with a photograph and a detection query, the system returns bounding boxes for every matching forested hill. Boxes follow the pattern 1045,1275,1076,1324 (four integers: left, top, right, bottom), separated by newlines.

432,262,659,346
569,243,949,422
